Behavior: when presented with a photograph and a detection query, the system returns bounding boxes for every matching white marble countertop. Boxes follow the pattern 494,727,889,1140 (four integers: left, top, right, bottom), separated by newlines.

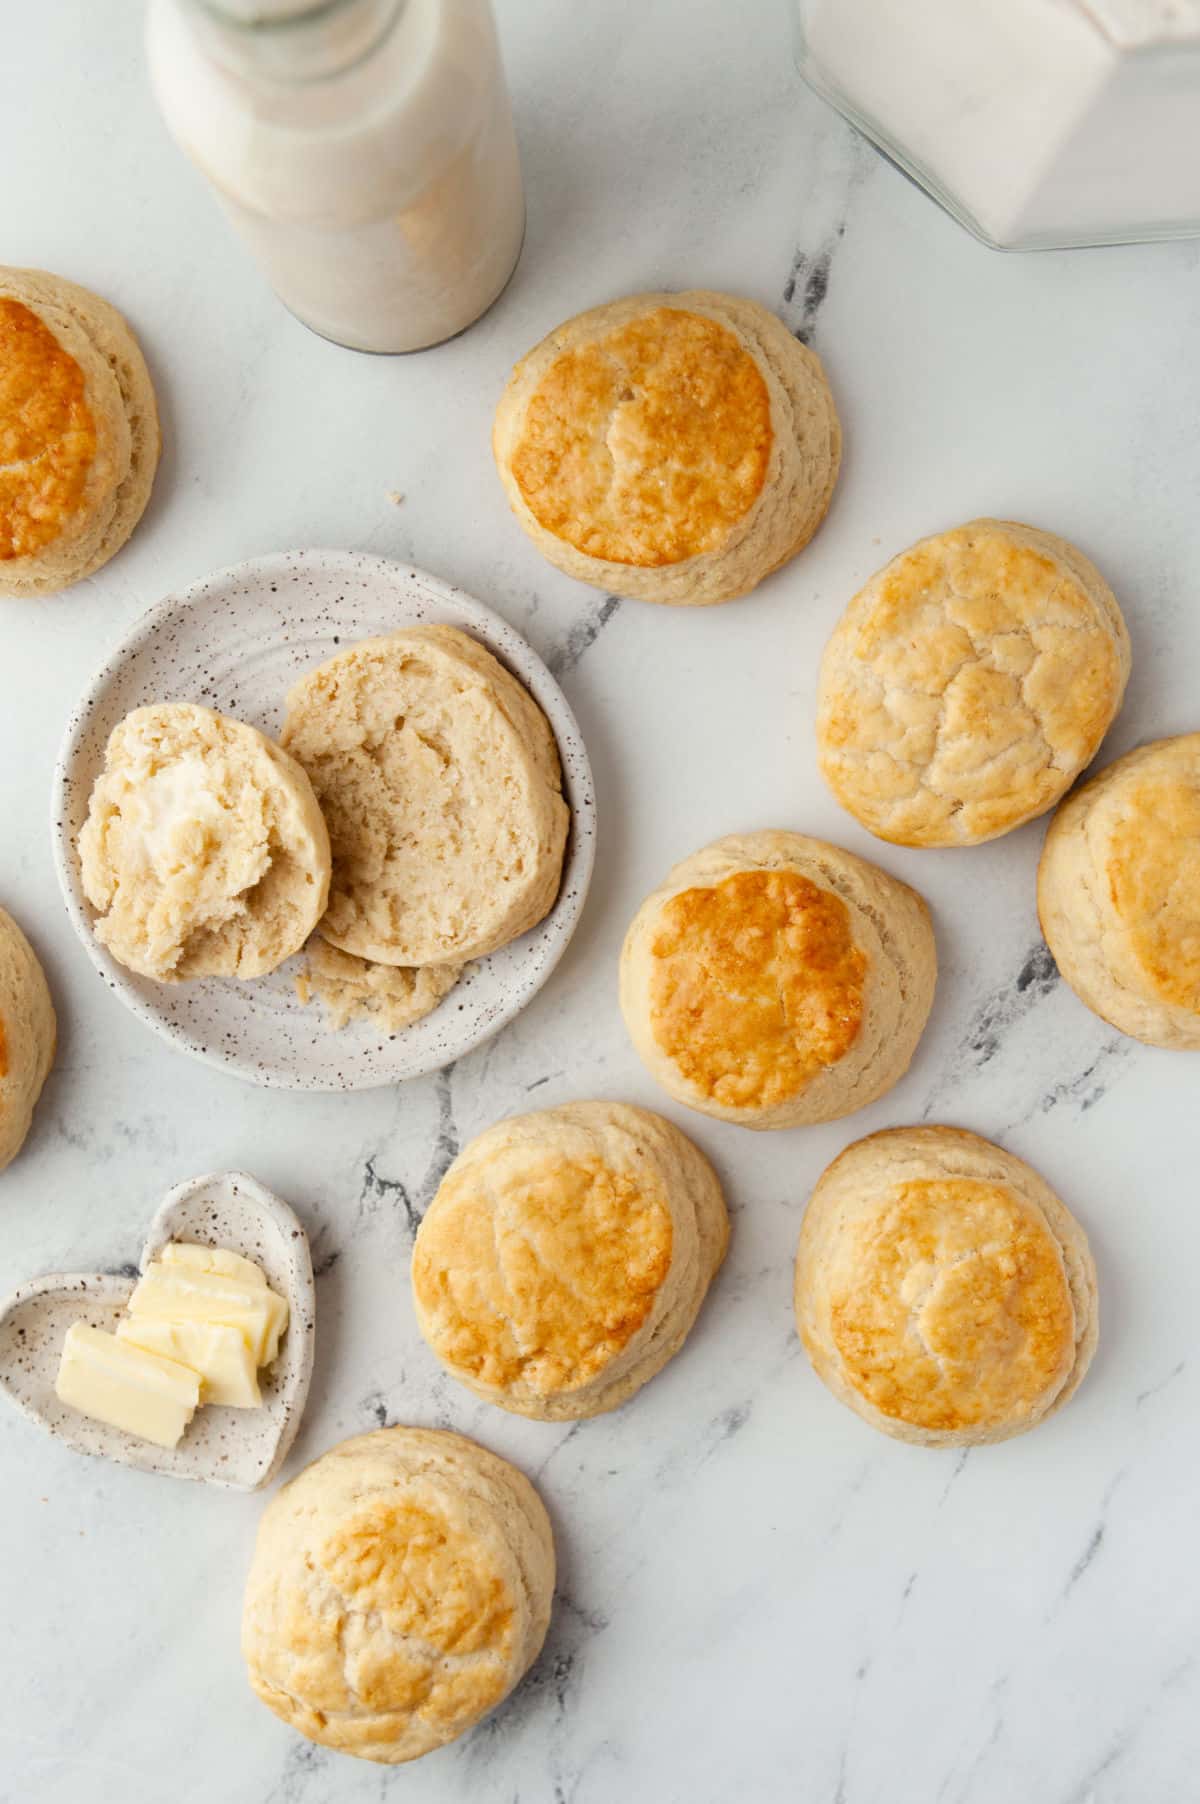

3,5,1200,1801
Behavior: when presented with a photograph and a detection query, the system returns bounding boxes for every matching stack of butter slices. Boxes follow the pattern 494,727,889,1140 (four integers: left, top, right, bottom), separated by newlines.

55,1241,289,1449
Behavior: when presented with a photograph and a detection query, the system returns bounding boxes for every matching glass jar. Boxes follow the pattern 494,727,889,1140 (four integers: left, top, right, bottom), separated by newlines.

147,0,525,351
793,0,1200,250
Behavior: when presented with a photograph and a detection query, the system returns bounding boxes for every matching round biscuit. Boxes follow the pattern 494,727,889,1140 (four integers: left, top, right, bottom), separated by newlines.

816,519,1130,846
494,289,841,606
1038,732,1200,1049
242,1426,554,1764
412,1101,729,1419
795,1125,1098,1447
0,266,159,598
619,831,936,1130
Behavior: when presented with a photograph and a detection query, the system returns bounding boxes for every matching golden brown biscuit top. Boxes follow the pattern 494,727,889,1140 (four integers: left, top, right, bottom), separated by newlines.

270,1492,517,1745
413,1149,673,1395
647,868,867,1111
320,1496,516,1660
1106,764,1200,1012
819,525,1126,844
0,299,97,561
509,308,772,566
825,1178,1075,1432
0,1012,7,1080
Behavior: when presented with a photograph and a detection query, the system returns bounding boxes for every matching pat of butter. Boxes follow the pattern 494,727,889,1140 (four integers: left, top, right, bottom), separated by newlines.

158,1241,267,1289
129,1263,288,1366
117,1316,261,1409
55,1321,200,1450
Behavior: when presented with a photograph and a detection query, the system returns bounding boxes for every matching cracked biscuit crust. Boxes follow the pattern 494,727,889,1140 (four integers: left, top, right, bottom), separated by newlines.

1038,733,1200,1049
816,520,1130,847
494,290,841,606
412,1102,729,1420
0,267,159,598
241,1427,554,1764
619,832,936,1130
795,1126,1098,1446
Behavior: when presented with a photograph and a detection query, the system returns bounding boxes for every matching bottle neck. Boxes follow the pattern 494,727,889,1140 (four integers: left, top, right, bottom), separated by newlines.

183,0,405,83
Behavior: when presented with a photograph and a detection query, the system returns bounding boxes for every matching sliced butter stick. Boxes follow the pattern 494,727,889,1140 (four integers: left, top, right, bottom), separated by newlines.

55,1322,200,1450
158,1241,268,1289
117,1316,261,1408
129,1264,288,1366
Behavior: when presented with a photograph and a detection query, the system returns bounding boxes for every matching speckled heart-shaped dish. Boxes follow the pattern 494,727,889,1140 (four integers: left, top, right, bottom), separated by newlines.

51,550,596,1090
0,1171,314,1491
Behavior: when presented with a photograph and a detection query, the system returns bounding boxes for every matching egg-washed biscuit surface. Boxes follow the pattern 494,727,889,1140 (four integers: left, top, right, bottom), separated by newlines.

0,907,56,1173
1038,733,1200,1048
412,1102,729,1419
648,868,868,1112
281,626,569,966
494,290,841,605
0,297,97,560
510,306,772,565
795,1126,1098,1446
619,832,936,1130
0,267,159,598
242,1427,554,1764
79,703,330,981
817,519,1130,846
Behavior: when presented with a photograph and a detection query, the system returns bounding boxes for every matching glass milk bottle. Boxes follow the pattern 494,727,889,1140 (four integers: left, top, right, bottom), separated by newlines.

147,0,525,351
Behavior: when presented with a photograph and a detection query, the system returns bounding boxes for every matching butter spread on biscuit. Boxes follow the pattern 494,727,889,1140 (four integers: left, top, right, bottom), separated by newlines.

124,757,231,874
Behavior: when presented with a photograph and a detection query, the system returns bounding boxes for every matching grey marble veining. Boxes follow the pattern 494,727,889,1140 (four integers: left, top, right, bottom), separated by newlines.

3,3,1200,1802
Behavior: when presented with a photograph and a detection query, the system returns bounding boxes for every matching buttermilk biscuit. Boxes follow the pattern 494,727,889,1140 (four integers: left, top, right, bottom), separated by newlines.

242,1427,554,1764
493,290,841,606
795,1126,1098,1447
619,832,936,1130
816,520,1131,846
296,939,462,1032
0,267,159,598
281,626,569,965
0,908,56,1173
79,703,330,981
412,1102,728,1420
1038,733,1200,1048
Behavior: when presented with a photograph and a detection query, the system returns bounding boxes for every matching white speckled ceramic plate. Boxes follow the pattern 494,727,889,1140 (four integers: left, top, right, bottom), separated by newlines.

52,551,596,1089
0,1171,314,1491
